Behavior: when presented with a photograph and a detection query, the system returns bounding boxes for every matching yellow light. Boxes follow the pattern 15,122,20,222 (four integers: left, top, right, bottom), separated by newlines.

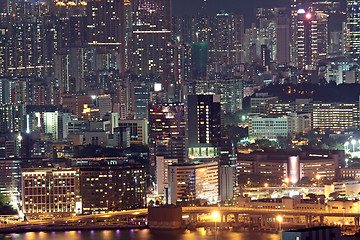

276,216,283,223
264,183,268,187
284,178,289,184
212,211,219,221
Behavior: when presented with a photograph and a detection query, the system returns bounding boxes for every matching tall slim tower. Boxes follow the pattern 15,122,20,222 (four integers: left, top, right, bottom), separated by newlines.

296,11,328,70
347,0,360,61
276,8,290,65
131,0,172,77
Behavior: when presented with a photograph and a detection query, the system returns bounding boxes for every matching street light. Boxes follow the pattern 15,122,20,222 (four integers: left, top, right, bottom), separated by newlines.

351,139,356,152
345,141,349,152
264,183,268,187
212,211,219,240
276,215,283,232
284,178,289,189
316,175,321,187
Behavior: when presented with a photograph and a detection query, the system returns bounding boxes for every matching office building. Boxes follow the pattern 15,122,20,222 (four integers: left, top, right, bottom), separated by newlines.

276,8,290,65
312,102,359,132
118,119,148,145
86,0,125,73
131,0,172,77
78,164,146,213
282,227,341,240
347,0,360,61
156,156,177,195
249,113,311,139
296,11,328,70
187,94,222,152
250,93,279,115
168,162,219,205
22,168,79,219
237,150,344,185
149,103,186,166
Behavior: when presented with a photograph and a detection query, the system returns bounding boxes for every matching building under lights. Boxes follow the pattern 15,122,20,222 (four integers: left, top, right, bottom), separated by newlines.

22,168,80,219
347,0,360,61
168,161,219,205
149,102,186,168
86,0,126,73
130,0,172,77
78,164,146,213
237,150,344,185
312,102,359,132
187,94,222,160
296,10,328,69
248,113,311,139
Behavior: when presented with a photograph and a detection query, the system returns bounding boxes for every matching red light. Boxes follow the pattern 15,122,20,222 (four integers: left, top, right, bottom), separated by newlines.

305,13,312,19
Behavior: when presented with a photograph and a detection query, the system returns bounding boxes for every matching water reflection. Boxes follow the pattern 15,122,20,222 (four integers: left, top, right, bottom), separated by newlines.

3,228,280,240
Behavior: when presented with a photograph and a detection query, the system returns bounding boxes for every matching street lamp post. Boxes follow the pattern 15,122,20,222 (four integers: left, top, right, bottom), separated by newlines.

352,139,356,152
316,175,321,187
212,211,219,240
345,141,349,152
277,215,283,237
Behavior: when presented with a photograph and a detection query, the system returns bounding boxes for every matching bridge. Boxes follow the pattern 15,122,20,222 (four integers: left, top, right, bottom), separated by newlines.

181,207,360,229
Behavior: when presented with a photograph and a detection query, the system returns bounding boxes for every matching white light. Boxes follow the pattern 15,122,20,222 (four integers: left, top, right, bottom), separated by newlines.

297,9,306,14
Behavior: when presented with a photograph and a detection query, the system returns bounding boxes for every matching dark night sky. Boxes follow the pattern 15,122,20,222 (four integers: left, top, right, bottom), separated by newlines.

173,0,347,26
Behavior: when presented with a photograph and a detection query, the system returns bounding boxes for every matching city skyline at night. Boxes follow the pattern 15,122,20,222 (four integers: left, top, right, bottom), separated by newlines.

1,0,360,239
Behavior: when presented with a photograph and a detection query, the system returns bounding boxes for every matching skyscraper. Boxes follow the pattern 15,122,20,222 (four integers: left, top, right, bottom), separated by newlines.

276,8,290,65
347,0,360,60
86,0,125,73
0,0,9,13
296,11,328,70
131,0,172,77
187,94,222,160
149,102,186,167
209,11,244,65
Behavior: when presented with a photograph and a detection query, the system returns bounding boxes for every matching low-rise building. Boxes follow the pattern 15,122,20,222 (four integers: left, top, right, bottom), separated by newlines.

325,180,360,198
237,150,344,185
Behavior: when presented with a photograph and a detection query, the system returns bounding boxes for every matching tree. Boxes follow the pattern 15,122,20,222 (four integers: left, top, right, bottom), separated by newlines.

329,191,340,199
255,139,277,149
0,193,8,206
277,135,293,149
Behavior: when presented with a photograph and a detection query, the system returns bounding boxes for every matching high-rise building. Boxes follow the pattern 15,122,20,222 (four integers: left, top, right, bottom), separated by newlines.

347,0,360,61
168,161,219,205
256,8,276,62
22,168,80,219
118,119,148,145
78,164,146,213
0,102,26,133
149,103,186,167
156,156,177,195
0,0,9,13
187,95,222,159
131,0,172,77
86,0,125,73
296,11,328,70
209,11,244,65
190,43,208,79
276,8,291,65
